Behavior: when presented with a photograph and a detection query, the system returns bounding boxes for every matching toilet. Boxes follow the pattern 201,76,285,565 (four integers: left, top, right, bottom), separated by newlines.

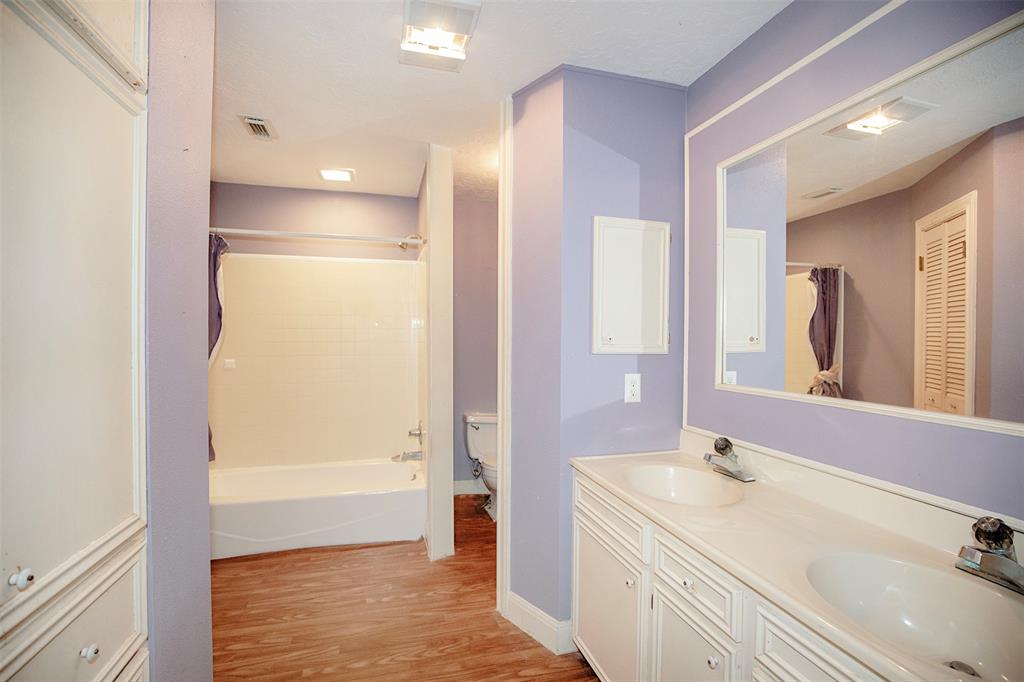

463,411,498,520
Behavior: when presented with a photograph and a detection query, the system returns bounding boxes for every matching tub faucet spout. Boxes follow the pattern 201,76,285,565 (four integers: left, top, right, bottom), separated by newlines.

392,450,423,462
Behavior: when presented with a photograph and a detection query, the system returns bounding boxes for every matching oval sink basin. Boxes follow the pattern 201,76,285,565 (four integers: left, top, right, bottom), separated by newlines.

807,553,1024,681
625,465,743,507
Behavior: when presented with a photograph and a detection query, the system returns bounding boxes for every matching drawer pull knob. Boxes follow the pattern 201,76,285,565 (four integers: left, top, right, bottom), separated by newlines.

80,645,100,663
7,567,35,591
707,654,719,670
624,577,636,588
681,577,695,591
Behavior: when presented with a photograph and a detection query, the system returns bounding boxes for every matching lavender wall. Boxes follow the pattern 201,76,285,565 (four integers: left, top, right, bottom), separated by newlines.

209,182,420,260
453,195,498,481
990,118,1024,422
788,189,915,407
510,67,685,619
146,1,215,679
685,0,886,129
724,144,787,390
510,69,565,614
687,1,1024,521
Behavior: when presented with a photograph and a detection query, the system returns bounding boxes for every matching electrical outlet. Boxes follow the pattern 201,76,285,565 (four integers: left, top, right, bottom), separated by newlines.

724,370,737,385
624,373,641,403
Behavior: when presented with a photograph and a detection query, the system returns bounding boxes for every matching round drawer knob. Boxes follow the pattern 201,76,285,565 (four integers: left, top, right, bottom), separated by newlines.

624,577,636,588
7,567,35,591
80,644,100,663
681,577,695,591
707,654,719,670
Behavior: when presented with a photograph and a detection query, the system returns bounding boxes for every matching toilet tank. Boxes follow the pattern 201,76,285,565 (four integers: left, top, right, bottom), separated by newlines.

463,411,497,466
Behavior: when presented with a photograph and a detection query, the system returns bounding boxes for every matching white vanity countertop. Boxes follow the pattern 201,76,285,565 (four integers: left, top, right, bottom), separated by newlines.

570,450,1023,682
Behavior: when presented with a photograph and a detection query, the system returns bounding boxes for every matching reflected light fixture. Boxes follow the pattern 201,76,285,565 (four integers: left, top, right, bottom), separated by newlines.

399,0,481,72
320,169,355,182
846,111,903,136
827,97,938,140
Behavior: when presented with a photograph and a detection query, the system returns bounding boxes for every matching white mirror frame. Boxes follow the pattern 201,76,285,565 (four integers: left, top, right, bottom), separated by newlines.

712,16,1024,439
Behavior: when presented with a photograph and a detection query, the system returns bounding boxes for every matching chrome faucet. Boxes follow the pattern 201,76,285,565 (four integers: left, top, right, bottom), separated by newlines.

955,516,1023,596
391,450,423,462
702,437,755,483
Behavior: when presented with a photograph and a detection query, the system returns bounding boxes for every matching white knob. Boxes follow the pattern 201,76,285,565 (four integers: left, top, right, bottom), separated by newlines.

681,577,695,591
707,654,719,670
80,644,100,663
7,568,35,591
624,577,636,588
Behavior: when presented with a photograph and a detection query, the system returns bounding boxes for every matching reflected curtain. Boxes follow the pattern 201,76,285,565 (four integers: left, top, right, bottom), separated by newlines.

209,234,230,461
807,266,842,398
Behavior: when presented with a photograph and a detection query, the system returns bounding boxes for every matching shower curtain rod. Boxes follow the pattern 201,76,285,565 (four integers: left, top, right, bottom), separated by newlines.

786,260,843,269
209,227,425,249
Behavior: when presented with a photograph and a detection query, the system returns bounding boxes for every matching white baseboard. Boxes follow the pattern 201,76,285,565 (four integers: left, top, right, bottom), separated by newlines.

503,591,576,655
453,478,488,495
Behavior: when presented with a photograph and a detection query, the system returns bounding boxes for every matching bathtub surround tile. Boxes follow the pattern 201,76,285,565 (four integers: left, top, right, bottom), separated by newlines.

211,496,596,680
208,255,420,469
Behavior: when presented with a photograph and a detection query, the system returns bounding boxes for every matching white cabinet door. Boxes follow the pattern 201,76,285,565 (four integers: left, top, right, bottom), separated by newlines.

573,517,645,682
1,0,147,677
651,582,739,682
724,228,766,353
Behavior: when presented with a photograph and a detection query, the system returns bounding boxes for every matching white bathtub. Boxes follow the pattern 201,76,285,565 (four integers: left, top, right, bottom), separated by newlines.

209,459,425,560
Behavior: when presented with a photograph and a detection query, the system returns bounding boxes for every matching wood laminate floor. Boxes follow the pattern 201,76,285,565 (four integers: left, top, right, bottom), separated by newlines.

212,495,597,681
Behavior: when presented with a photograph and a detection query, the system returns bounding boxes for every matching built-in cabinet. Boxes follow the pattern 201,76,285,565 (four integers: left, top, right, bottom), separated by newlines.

572,474,882,682
1,0,149,679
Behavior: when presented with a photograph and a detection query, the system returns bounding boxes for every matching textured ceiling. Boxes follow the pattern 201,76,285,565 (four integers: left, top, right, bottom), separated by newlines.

211,0,788,199
785,27,1024,221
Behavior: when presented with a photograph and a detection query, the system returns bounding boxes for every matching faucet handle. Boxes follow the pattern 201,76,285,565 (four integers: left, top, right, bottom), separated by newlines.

713,437,734,457
972,517,1014,552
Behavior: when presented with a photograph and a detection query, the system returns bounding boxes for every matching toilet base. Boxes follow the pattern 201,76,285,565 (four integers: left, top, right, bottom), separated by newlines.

482,494,497,522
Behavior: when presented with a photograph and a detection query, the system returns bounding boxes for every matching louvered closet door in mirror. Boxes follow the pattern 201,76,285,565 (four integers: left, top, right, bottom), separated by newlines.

915,196,975,417
1,0,148,678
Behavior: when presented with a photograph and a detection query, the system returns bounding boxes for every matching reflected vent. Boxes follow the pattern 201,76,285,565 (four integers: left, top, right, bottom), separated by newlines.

240,115,276,140
802,186,844,200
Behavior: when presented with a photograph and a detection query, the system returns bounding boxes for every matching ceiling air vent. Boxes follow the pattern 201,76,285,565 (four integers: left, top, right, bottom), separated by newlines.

801,186,844,200
240,115,276,140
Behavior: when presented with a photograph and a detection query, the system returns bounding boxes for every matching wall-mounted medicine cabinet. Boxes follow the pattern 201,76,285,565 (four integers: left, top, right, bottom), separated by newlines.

592,216,670,354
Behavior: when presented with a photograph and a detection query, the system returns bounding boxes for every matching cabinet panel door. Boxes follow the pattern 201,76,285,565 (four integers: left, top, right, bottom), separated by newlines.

573,518,644,682
652,583,738,682
2,0,144,610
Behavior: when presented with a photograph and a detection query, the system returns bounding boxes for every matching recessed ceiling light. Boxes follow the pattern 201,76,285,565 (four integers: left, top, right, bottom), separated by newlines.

320,169,355,182
846,112,902,136
399,0,481,72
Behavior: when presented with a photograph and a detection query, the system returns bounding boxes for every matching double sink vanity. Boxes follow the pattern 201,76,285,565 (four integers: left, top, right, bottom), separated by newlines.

570,447,1024,682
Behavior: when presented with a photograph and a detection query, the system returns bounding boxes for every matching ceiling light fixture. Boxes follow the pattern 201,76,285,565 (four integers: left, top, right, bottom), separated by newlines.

846,111,902,136
826,97,938,140
399,0,481,72
320,169,355,182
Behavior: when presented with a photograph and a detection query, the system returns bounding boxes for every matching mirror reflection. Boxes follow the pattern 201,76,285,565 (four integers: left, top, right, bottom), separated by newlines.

722,27,1024,424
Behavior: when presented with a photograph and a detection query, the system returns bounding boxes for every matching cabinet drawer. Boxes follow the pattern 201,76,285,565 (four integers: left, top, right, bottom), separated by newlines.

755,600,881,682
651,581,740,682
653,532,744,642
12,564,144,681
574,475,647,561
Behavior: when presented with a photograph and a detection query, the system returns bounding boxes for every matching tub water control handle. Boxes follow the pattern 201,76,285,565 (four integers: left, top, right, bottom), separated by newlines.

408,421,425,445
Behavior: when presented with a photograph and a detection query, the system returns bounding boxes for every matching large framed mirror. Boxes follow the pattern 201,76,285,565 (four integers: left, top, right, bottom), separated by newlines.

718,24,1024,434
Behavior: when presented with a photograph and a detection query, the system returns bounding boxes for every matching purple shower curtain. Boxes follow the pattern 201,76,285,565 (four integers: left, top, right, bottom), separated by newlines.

807,267,842,398
209,234,230,461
